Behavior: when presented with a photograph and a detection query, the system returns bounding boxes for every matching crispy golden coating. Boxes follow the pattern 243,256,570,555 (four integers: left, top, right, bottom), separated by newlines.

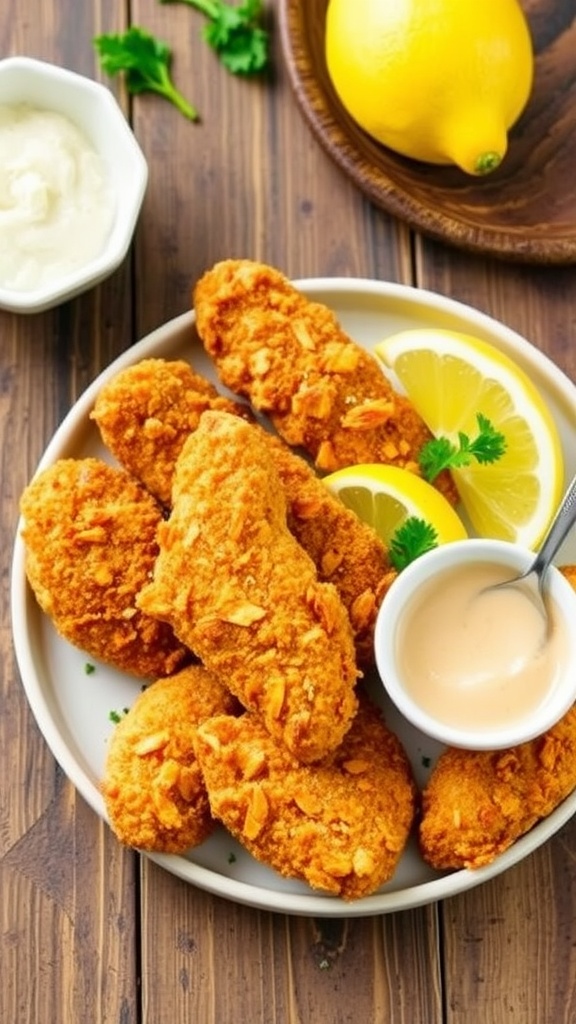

193,258,457,501
267,431,396,663
91,358,250,506
137,411,359,763
90,357,395,664
419,705,576,870
193,694,417,900
560,564,576,591
20,458,188,679
102,665,238,853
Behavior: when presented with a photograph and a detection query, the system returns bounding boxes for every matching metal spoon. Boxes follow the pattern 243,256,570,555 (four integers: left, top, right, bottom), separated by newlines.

489,472,576,619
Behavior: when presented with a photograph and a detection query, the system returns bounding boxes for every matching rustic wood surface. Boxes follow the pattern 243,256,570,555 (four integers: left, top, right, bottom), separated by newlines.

2,2,576,1022
280,0,576,264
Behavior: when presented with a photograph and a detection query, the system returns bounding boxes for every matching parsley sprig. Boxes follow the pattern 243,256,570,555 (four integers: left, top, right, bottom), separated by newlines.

94,27,199,120
418,413,507,483
161,0,269,74
388,414,507,570
389,517,439,571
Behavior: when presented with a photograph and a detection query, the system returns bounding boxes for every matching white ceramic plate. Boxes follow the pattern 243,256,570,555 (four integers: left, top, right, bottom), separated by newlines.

11,278,576,917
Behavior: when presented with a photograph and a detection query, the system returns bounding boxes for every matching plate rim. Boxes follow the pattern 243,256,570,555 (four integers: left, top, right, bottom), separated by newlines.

277,0,576,266
11,276,576,917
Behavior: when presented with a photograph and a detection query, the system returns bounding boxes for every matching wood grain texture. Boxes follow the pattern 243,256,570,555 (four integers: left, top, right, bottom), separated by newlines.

130,0,411,338
441,829,576,1024
0,6,139,1024
414,173,576,1024
279,0,576,264
140,862,443,1023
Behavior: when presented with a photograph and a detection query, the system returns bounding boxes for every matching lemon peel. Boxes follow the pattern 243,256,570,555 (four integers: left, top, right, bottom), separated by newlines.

323,463,468,548
325,0,534,175
374,328,564,548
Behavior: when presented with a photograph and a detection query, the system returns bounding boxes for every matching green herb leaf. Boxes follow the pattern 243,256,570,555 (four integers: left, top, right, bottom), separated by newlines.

85,662,96,675
108,708,129,724
94,27,199,120
418,413,507,483
389,516,439,571
160,0,269,74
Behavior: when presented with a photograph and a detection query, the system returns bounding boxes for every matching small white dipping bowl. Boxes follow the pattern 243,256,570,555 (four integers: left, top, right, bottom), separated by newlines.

0,56,148,314
374,538,576,750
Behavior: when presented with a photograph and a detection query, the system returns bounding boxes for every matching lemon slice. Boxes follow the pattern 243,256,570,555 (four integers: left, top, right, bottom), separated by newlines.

374,328,564,547
324,463,468,547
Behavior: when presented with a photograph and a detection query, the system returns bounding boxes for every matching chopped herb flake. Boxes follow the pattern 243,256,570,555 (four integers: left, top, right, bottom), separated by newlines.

108,708,129,724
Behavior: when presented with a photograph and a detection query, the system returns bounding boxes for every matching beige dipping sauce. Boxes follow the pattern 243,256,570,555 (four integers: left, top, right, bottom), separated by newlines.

0,104,115,292
396,561,569,731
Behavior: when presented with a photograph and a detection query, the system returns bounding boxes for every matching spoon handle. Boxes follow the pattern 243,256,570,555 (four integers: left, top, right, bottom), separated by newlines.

532,473,576,575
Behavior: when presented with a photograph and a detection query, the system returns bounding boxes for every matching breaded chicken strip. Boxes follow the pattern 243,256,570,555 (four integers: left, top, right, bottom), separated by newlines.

90,357,395,663
137,411,359,763
20,458,188,679
419,705,576,870
193,258,456,501
91,358,250,506
266,431,395,663
193,694,417,900
102,665,238,853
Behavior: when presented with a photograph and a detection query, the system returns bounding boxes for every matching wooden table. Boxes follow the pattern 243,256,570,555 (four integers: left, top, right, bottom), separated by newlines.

3,3,576,1022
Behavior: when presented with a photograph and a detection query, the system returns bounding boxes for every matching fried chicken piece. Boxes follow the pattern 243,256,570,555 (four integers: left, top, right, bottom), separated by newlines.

193,694,416,900
102,665,239,853
90,357,395,663
193,258,457,502
137,411,359,763
419,705,576,870
266,431,396,663
91,358,250,506
20,458,189,678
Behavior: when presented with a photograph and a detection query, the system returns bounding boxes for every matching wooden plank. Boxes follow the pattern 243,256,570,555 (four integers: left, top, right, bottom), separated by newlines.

140,863,443,1024
130,0,410,335
413,241,576,381
441,827,576,1024
414,239,576,1022
0,6,140,1024
130,3,442,1021
2,789,138,1023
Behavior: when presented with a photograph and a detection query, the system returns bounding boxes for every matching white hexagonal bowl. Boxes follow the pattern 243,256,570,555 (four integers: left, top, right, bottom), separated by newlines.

0,56,148,313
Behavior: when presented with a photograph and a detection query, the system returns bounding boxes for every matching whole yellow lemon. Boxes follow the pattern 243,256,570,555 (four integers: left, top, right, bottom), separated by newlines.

325,0,534,175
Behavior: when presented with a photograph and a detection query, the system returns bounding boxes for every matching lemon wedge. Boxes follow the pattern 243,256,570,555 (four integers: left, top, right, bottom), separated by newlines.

374,328,564,548
323,463,468,548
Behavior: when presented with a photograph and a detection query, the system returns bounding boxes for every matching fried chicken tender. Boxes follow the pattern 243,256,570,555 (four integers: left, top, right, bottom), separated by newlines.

193,258,457,502
137,411,359,763
419,705,576,870
20,458,188,678
90,357,395,663
266,431,396,663
102,665,239,853
193,694,417,900
91,358,250,506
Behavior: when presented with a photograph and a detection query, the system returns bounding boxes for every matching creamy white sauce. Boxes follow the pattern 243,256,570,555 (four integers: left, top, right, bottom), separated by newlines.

0,104,115,292
396,561,569,731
